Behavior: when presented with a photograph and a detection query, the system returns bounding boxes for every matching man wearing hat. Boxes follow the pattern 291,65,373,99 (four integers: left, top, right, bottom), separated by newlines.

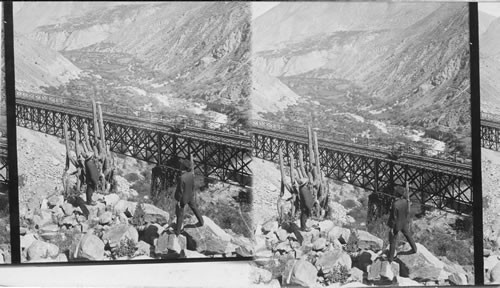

387,185,417,262
298,177,314,231
174,159,204,235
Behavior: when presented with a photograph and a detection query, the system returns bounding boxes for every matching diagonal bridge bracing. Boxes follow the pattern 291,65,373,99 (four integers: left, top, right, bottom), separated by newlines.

15,91,252,187
252,125,473,216
480,114,500,151
0,137,8,186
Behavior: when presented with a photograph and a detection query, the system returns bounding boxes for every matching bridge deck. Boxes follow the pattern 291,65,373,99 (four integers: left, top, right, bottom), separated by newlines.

16,97,251,149
253,126,472,178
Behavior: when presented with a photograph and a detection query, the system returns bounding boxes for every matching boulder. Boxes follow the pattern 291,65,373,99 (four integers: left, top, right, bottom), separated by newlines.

262,220,278,234
301,229,320,245
56,253,68,262
316,249,352,274
26,240,59,261
33,209,54,228
61,215,77,227
48,195,63,207
275,229,289,242
396,276,423,286
283,259,318,288
349,267,364,283
134,241,151,257
368,260,399,281
21,233,38,251
156,233,187,256
61,203,75,216
485,255,500,272
104,194,120,207
317,220,334,233
142,203,170,225
113,200,137,217
356,230,383,251
251,266,273,284
440,256,468,285
102,224,139,247
449,272,468,285
313,238,327,251
327,227,351,244
397,243,444,281
99,211,113,225
182,249,208,258
274,241,293,254
77,234,105,261
231,235,254,257
491,262,500,284
183,216,232,255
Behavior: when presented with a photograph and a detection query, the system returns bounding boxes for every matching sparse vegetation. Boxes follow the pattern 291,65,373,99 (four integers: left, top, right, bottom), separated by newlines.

323,264,350,285
112,238,137,259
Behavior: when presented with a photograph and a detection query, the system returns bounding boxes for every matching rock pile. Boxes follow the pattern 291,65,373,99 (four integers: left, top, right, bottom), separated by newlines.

251,218,471,287
20,189,254,262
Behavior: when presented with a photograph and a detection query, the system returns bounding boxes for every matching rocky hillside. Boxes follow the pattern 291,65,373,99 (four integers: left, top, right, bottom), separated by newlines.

17,127,253,262
14,33,81,93
482,148,500,285
251,157,473,287
253,3,470,135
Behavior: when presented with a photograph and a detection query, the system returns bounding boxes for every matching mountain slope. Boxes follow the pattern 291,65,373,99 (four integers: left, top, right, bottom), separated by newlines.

480,16,500,114
479,11,497,35
253,3,470,131
481,16,500,58
14,33,81,92
253,2,441,52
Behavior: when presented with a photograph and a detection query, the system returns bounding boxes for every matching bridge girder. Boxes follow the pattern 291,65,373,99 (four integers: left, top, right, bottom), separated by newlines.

16,103,252,187
252,132,473,215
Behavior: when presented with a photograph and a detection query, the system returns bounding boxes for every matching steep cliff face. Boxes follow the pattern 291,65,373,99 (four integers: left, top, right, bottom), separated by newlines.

253,3,470,132
14,33,81,93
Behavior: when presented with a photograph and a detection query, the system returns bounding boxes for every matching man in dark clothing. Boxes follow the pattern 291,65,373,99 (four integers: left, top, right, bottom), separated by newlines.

84,153,99,206
174,159,204,235
298,178,314,232
387,185,417,262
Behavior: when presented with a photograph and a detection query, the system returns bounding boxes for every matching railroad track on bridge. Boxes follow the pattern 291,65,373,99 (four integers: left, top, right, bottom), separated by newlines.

15,91,252,187
252,122,473,215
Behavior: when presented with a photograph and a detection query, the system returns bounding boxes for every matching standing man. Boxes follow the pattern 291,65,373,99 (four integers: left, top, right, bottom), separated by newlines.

387,185,417,262
174,159,204,235
298,177,314,232
84,152,99,206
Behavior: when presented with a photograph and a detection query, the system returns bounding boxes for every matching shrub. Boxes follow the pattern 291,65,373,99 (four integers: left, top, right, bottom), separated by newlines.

345,230,360,255
112,238,137,259
124,172,140,183
342,199,358,209
323,264,350,285
366,214,390,248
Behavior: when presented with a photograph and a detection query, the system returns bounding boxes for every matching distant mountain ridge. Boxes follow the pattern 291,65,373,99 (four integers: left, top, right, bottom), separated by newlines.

253,3,470,131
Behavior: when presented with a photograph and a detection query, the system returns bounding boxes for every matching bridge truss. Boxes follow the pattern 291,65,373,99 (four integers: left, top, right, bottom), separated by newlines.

480,115,500,151
252,126,473,216
16,93,252,187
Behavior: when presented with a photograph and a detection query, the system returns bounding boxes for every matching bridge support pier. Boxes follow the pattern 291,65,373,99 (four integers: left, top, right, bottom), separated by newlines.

150,164,181,205
366,192,393,226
